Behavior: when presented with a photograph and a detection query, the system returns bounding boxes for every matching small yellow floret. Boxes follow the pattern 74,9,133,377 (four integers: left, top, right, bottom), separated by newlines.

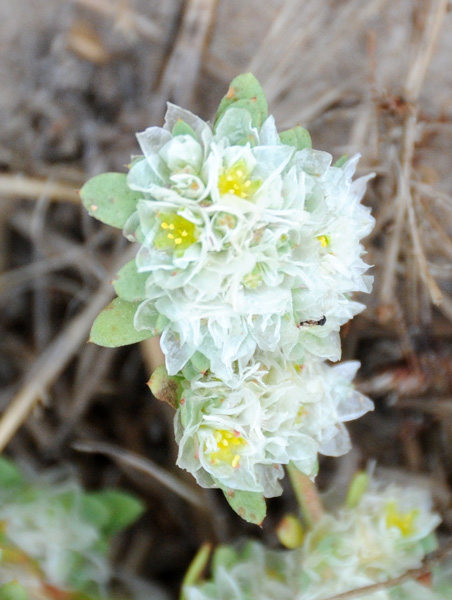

154,213,197,252
385,501,419,537
318,235,330,248
208,429,247,468
218,160,261,200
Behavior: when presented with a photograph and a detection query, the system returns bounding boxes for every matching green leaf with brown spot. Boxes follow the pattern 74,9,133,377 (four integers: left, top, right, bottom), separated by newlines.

214,73,268,130
90,297,154,347
279,125,312,150
80,172,142,229
147,365,182,409
113,259,148,303
222,488,266,525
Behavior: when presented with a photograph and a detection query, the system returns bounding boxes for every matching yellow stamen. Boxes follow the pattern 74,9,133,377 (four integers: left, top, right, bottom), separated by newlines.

154,213,198,252
385,501,418,537
218,159,261,200
317,235,330,248
207,429,247,468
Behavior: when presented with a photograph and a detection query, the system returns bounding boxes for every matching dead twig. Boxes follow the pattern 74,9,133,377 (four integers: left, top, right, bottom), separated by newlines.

0,245,137,451
73,440,206,510
322,538,452,600
151,0,218,119
72,0,162,42
0,174,79,203
378,0,447,316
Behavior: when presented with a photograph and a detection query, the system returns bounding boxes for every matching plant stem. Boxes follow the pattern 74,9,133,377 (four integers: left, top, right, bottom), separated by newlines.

287,463,323,528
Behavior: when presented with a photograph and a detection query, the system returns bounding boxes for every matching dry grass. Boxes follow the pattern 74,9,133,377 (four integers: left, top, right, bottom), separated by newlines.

1,0,452,596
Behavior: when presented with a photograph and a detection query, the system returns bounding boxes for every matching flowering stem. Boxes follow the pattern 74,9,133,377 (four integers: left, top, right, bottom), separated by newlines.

180,542,212,600
287,462,323,528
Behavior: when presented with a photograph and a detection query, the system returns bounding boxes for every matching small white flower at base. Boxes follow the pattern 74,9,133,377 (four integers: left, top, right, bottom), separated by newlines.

175,355,373,496
300,480,441,599
183,479,444,600
0,474,109,591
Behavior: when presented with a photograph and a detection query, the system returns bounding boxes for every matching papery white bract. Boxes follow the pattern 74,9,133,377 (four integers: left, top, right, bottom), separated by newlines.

0,474,109,590
184,542,297,600
184,480,443,600
125,103,374,383
300,480,441,599
175,355,373,497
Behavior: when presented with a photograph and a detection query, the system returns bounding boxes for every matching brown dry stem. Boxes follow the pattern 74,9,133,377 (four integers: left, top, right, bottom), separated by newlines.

73,439,206,510
0,245,137,452
322,539,452,600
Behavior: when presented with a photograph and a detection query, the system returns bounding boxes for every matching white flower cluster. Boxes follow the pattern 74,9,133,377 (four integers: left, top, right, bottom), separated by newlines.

175,356,372,496
185,542,297,600
126,103,374,382
0,458,143,598
184,480,446,600
0,471,110,591
301,479,442,599
124,75,374,500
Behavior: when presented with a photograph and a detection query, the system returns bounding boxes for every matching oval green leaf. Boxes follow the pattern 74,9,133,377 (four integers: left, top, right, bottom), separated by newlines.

279,125,312,150
214,73,268,130
147,365,182,409
222,488,266,526
90,297,154,347
0,583,28,600
87,490,145,536
113,259,148,303
80,172,142,229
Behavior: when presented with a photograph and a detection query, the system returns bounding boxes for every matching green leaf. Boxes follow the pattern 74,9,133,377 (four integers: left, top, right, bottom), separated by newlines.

211,545,239,572
172,119,197,139
222,488,266,525
420,533,438,554
345,471,369,508
333,154,348,168
214,73,268,130
80,494,111,530
190,352,210,374
112,259,148,303
147,365,182,409
180,351,210,383
287,463,323,528
90,297,154,347
0,582,28,600
0,457,24,489
180,542,212,598
87,490,145,536
80,172,142,229
279,126,312,150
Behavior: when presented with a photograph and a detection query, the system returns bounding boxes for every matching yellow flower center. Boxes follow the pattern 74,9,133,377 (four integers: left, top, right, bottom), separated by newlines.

218,160,261,200
208,429,247,468
385,501,419,537
317,235,331,248
154,213,197,252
